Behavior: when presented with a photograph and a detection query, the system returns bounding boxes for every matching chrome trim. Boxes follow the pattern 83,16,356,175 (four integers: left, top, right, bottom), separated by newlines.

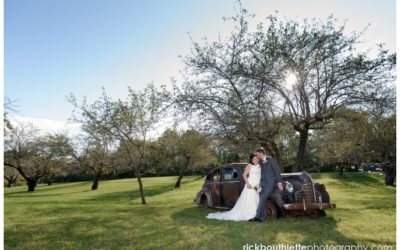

220,179,241,183
283,202,337,210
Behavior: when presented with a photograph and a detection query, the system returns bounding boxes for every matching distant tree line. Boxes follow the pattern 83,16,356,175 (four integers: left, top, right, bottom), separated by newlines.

4,105,395,192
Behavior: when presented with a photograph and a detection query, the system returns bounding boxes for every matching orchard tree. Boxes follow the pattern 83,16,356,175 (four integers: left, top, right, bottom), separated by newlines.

311,107,395,175
4,166,19,187
174,8,286,164
71,134,116,190
69,84,166,204
158,128,217,188
311,109,370,167
241,14,396,170
4,123,71,192
176,6,396,171
365,102,396,165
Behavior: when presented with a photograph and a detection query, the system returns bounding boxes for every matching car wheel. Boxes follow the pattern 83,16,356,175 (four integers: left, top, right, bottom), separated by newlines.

266,201,277,219
276,206,284,218
200,195,209,209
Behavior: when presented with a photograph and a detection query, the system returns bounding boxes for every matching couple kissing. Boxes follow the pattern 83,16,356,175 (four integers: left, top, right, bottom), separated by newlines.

207,147,282,222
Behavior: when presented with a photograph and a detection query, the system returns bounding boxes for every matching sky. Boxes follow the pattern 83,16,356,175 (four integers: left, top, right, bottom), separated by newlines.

4,0,396,135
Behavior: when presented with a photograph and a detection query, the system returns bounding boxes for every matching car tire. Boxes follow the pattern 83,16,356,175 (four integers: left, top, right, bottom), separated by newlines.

266,201,277,219
276,206,284,218
200,195,209,209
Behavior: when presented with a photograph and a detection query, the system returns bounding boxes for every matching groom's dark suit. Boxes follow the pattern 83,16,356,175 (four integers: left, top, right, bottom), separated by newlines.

255,156,282,221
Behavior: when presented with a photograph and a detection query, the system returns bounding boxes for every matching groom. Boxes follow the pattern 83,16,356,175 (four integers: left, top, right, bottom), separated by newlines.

249,147,283,222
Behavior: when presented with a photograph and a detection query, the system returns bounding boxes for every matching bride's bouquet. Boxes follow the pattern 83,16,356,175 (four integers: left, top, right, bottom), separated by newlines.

253,184,262,193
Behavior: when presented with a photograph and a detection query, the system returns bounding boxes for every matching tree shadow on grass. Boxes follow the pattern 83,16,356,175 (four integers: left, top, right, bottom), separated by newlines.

84,184,176,203
171,206,358,246
82,177,200,203
317,172,387,188
192,175,206,181
5,176,200,200
81,176,203,202
4,182,90,197
5,204,165,249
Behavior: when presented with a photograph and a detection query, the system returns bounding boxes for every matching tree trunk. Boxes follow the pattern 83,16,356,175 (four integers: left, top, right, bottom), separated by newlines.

27,180,37,192
176,157,190,188
269,141,283,170
383,164,395,186
175,173,184,188
134,166,146,204
175,167,186,188
5,177,14,187
91,170,102,190
46,175,54,185
293,128,309,172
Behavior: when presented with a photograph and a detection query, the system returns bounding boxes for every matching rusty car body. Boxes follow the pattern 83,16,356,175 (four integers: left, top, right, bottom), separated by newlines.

195,163,336,218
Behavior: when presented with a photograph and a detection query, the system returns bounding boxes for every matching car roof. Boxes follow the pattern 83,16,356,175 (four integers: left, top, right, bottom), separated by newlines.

221,163,247,168
207,163,245,172
209,164,313,178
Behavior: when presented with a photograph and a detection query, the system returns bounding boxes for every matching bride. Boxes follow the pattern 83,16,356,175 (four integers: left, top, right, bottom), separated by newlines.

206,153,261,221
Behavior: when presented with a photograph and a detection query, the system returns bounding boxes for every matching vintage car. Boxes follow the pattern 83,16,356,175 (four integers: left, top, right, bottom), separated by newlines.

195,163,336,218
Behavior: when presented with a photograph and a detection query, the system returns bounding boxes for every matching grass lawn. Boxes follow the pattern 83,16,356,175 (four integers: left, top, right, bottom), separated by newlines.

4,172,396,249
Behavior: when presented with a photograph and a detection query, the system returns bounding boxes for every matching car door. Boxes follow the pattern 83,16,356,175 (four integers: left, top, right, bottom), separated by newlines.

209,168,222,207
221,166,242,207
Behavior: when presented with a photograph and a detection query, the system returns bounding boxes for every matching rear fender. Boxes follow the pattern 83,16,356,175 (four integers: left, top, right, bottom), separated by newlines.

195,188,214,207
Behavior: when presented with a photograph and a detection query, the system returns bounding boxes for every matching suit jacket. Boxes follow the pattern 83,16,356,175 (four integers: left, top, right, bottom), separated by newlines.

260,156,282,188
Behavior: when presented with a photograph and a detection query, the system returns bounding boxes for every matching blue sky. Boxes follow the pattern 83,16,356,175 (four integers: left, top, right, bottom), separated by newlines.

4,0,396,132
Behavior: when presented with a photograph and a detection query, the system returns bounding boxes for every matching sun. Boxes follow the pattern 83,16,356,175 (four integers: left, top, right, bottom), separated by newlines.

284,72,297,89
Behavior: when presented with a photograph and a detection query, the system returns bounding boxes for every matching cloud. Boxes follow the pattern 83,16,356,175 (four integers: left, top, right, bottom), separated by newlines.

11,115,82,137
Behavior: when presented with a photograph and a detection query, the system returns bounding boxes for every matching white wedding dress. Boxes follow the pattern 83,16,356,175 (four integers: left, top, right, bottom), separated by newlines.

206,164,261,221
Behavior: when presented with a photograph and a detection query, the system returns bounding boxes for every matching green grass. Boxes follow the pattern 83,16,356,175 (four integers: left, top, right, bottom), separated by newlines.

4,172,395,250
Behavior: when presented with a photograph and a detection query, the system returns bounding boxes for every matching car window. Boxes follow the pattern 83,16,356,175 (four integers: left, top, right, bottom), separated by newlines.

212,169,220,181
223,167,239,180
